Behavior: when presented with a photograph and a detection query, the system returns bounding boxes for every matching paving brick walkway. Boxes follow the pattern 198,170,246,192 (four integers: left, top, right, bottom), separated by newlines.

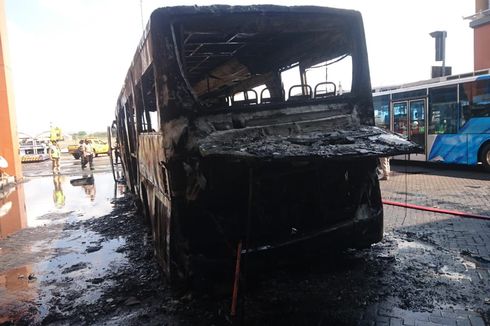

380,164,490,217
366,164,490,326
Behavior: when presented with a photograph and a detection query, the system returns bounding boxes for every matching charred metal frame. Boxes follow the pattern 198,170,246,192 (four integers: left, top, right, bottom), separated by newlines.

114,5,421,283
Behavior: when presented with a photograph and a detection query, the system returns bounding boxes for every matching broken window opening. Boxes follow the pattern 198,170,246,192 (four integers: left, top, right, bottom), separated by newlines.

281,65,301,100
305,55,352,97
231,90,258,106
136,66,159,133
177,12,358,112
123,96,137,155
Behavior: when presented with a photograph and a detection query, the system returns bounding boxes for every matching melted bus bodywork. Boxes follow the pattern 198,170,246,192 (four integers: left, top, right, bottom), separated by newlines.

115,5,420,283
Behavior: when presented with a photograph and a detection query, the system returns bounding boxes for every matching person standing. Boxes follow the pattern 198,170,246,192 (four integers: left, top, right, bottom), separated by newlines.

84,139,95,170
49,140,61,174
379,156,390,181
79,140,87,169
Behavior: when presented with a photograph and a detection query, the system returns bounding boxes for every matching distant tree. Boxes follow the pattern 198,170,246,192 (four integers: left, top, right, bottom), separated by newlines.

71,130,108,142
89,131,108,139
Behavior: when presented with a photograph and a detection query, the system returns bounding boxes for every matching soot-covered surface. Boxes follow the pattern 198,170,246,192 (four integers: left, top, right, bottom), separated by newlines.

199,126,421,161
2,192,489,325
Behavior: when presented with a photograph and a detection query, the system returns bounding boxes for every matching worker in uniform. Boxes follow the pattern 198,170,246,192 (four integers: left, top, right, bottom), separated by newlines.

49,140,61,174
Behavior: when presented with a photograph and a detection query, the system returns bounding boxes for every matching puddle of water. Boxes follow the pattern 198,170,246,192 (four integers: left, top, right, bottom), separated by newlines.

0,183,27,240
25,172,117,226
36,230,127,301
0,263,40,323
0,172,127,322
0,172,123,239
0,229,127,322
0,265,35,292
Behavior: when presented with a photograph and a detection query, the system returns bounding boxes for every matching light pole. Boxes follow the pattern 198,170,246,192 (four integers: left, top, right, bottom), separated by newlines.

430,31,447,77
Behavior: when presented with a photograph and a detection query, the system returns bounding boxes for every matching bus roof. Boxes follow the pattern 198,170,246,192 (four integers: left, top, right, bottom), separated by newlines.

373,69,490,97
151,5,360,16
119,5,367,103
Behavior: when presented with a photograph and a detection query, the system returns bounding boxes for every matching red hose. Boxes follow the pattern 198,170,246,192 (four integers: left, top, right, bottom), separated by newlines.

230,241,242,318
382,200,490,221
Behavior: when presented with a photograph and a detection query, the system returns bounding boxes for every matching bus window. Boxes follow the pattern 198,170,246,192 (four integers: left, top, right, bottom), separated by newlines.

135,66,159,132
459,78,490,127
281,65,301,100
305,55,352,97
373,95,390,130
473,79,490,117
428,86,457,134
393,102,408,137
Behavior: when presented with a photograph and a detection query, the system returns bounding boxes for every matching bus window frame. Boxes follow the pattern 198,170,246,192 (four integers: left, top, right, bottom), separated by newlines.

428,85,458,135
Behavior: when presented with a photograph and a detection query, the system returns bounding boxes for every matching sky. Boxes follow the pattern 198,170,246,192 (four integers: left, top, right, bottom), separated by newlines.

4,0,475,136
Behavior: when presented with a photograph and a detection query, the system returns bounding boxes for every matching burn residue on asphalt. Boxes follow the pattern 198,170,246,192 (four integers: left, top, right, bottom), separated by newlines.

1,195,489,325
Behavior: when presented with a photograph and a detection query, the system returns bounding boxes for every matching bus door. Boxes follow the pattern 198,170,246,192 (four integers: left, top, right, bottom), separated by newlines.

392,99,426,161
408,99,426,161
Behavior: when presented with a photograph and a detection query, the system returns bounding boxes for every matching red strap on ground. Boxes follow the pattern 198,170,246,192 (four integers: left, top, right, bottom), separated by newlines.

382,200,490,221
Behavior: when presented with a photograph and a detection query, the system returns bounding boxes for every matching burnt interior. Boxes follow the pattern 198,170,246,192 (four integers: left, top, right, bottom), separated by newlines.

169,9,356,110
183,158,382,259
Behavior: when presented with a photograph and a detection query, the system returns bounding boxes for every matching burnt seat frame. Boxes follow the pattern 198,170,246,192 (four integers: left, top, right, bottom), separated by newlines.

314,81,337,98
260,88,284,105
287,84,313,102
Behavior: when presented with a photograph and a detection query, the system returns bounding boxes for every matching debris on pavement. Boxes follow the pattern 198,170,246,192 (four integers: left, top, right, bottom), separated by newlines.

1,165,489,325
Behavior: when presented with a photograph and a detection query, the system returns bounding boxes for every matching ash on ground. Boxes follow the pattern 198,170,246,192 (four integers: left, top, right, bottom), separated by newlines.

2,195,489,326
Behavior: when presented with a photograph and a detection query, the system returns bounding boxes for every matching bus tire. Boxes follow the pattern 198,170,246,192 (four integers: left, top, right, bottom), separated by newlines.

480,143,490,170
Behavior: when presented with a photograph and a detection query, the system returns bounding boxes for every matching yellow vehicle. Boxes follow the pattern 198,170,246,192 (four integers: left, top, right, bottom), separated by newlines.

67,138,109,159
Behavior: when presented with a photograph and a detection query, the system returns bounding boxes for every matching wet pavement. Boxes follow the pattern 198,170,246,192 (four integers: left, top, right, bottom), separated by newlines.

0,157,489,325
0,155,127,324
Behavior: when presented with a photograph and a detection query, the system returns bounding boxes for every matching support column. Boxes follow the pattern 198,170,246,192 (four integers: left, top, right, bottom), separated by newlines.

0,0,22,179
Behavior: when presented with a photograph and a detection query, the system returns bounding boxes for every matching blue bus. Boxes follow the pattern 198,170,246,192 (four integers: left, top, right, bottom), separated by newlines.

373,70,490,169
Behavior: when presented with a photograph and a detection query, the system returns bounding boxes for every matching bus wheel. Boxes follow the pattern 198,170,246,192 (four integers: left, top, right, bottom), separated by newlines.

481,143,490,170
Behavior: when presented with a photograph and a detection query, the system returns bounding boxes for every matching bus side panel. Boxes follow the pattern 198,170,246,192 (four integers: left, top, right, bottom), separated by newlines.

138,133,169,196
428,134,468,164
461,117,490,165
138,133,173,273
467,134,490,165
426,134,437,162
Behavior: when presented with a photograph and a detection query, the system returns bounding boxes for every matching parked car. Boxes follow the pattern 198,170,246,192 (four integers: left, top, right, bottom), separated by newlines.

67,139,109,159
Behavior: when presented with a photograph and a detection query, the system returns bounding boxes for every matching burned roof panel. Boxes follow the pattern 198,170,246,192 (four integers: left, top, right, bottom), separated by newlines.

152,5,361,18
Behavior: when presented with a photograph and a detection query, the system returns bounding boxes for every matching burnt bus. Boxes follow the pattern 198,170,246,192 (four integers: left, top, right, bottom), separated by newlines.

115,5,419,283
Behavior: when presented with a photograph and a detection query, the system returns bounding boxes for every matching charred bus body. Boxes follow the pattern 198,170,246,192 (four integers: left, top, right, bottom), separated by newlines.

115,5,420,283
